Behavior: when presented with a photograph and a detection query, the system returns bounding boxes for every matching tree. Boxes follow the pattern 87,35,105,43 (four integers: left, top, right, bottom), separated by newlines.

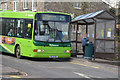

109,8,116,14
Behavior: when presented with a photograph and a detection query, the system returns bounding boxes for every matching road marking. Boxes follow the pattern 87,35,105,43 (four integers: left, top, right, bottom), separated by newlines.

88,75,102,78
74,72,90,78
21,72,28,76
25,62,31,64
69,62,99,69
10,76,21,78
9,72,28,78
74,72,94,80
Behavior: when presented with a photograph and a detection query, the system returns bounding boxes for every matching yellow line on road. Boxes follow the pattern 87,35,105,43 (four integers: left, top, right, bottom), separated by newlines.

21,72,28,76
25,62,31,64
69,62,99,69
10,76,21,78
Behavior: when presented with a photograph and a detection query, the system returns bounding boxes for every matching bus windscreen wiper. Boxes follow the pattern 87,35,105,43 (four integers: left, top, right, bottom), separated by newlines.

45,28,64,45
45,28,55,44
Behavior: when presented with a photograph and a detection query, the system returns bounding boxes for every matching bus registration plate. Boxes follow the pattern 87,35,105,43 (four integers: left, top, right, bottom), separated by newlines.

49,56,58,58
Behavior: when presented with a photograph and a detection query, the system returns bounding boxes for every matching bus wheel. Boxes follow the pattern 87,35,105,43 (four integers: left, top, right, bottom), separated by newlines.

16,46,21,59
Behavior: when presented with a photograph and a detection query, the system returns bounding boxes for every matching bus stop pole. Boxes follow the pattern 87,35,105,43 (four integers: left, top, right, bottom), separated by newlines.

86,24,88,34
76,23,78,57
93,19,97,60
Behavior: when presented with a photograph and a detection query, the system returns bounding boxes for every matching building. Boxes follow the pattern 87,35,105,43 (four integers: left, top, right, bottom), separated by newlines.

116,1,120,32
118,1,120,36
118,1,120,25
0,0,110,17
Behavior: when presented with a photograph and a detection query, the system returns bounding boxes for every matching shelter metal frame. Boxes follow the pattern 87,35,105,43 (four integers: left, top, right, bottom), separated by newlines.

71,10,116,59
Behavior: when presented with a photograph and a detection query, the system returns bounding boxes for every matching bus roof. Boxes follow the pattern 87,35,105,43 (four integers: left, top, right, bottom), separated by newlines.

0,11,71,19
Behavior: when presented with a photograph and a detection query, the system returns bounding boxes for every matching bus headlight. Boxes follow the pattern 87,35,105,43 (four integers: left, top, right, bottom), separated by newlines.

38,50,41,52
66,50,70,53
64,50,70,53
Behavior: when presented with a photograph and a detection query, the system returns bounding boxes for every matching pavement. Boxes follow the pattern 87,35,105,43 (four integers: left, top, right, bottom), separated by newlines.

1,53,119,79
1,64,26,78
71,56,119,73
75,55,120,66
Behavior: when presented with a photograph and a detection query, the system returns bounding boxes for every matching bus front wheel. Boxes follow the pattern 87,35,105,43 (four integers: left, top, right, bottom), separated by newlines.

16,46,21,59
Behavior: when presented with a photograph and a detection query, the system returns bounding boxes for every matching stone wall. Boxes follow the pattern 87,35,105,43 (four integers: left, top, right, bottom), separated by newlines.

44,2,109,17
0,2,109,17
37,2,44,11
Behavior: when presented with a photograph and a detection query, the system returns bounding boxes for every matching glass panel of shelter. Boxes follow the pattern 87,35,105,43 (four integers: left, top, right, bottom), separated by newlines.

88,24,95,43
96,19,105,53
105,20,115,39
105,41,114,53
105,20,115,53
71,24,77,53
96,40,105,52
95,19,115,53
77,25,86,53
71,24,87,54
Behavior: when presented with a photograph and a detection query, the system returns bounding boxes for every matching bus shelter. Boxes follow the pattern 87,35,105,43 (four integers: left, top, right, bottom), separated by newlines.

71,10,116,59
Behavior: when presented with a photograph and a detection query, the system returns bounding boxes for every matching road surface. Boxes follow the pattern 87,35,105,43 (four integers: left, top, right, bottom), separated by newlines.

1,53,118,79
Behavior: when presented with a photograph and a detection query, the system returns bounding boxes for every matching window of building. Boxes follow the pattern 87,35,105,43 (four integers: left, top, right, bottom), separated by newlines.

4,3,7,10
73,2,81,9
32,0,37,11
13,1,17,12
23,0,28,9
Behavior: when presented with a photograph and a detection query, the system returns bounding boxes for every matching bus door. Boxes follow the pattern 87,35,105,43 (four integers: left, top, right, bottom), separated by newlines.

16,19,33,56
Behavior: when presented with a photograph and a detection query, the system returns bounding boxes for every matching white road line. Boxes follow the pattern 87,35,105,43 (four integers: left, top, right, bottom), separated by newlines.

74,72,90,78
88,75,102,78
74,72,94,80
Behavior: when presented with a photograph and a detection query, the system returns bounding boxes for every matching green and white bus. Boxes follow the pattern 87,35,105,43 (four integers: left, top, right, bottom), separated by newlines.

0,11,71,59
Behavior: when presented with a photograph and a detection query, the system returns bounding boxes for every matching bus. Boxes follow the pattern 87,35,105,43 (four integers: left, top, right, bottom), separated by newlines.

0,11,71,59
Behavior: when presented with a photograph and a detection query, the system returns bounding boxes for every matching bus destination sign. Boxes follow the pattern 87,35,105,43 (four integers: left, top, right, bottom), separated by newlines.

42,14,66,21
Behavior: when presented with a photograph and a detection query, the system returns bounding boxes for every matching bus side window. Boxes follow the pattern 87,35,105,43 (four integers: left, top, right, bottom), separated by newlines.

24,19,33,39
16,19,24,37
1,19,7,36
5,19,15,37
0,18,2,35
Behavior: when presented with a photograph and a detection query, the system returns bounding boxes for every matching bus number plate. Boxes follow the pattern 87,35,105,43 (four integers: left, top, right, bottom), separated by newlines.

49,56,58,58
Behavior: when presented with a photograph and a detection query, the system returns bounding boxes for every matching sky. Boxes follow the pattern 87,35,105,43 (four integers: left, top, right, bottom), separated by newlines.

104,0,120,8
